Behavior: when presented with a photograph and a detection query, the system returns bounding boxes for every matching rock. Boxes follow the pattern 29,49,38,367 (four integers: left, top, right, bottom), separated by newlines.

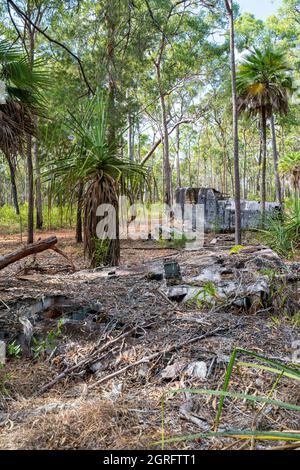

161,360,186,379
138,363,149,377
164,260,182,283
147,271,163,281
89,360,103,373
184,361,207,379
103,382,123,401
166,286,189,302
210,238,218,245
0,341,6,365
146,261,164,281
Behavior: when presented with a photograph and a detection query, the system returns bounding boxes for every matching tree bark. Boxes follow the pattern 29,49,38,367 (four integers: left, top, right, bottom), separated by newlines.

270,114,282,206
0,236,57,270
225,0,241,245
176,125,181,188
34,124,43,229
157,65,172,206
261,107,267,223
26,134,34,244
7,156,20,215
76,181,84,243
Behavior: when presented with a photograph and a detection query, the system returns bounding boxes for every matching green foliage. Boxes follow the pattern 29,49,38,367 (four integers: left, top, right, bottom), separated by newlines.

159,230,189,249
93,238,110,266
229,244,245,254
0,204,76,234
237,46,294,118
7,340,21,358
188,281,218,308
261,198,300,256
32,319,64,359
48,91,145,188
158,348,300,448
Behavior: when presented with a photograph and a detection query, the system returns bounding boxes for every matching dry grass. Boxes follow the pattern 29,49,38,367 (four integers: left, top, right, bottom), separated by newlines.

0,397,158,450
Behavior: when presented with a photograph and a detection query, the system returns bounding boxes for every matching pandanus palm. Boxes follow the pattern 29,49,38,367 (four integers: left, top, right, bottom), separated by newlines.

236,47,293,219
0,39,49,215
51,92,145,267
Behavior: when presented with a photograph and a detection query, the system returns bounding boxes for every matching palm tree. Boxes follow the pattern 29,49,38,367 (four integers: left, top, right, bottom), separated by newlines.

50,92,145,267
236,46,293,220
0,40,49,227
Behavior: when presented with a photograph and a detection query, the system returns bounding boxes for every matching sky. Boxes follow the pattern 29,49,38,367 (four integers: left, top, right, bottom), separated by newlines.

238,0,283,20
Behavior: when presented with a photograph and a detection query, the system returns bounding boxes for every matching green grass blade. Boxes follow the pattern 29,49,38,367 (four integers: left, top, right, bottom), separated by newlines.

171,388,300,412
216,347,238,427
153,430,300,446
237,361,300,381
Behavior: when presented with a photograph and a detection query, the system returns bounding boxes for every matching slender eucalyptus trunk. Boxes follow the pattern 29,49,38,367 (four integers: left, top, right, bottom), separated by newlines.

7,157,20,215
196,137,201,187
26,134,34,243
158,76,172,206
243,130,247,199
225,0,241,244
270,114,282,206
34,121,43,229
26,24,35,243
128,114,134,161
76,181,84,243
261,107,267,224
176,125,181,188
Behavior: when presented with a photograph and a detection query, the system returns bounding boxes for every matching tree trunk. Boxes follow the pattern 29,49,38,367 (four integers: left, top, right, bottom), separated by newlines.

127,114,134,161
7,156,20,215
225,0,241,245
243,129,247,199
76,181,84,243
261,107,267,223
34,124,43,229
176,125,181,188
0,236,57,271
26,135,34,244
270,114,282,206
158,83,172,207
196,137,201,187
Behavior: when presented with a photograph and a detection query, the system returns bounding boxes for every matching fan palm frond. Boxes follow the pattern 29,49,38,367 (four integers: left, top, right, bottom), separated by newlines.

0,40,49,156
236,46,294,117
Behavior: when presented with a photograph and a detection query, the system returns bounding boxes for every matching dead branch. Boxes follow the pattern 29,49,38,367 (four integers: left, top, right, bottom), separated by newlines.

0,236,58,271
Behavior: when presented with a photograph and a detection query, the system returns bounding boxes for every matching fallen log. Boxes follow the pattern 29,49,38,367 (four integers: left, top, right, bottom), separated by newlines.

0,236,58,270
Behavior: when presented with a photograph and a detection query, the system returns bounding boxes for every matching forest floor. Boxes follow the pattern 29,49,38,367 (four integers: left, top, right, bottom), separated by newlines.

0,230,299,450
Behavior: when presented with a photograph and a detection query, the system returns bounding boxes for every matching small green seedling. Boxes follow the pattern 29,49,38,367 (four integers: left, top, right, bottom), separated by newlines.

7,340,22,358
229,245,245,254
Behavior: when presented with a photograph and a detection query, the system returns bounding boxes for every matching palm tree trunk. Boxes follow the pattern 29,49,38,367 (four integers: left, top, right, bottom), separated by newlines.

270,114,282,206
261,107,267,224
225,0,241,244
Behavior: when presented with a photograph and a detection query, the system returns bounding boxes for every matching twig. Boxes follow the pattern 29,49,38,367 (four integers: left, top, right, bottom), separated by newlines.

36,325,142,395
51,246,76,272
267,442,300,451
88,327,227,389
